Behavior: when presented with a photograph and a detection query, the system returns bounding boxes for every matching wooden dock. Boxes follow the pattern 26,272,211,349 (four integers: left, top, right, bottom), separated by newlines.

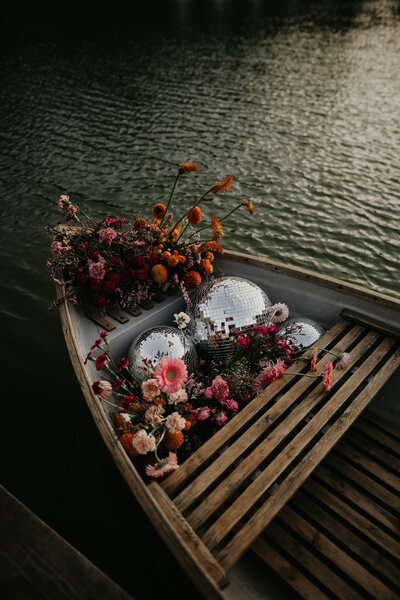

0,484,135,600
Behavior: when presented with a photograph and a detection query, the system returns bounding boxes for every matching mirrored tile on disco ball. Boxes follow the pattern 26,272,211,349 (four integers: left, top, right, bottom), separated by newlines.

128,325,198,383
276,317,325,348
188,276,272,363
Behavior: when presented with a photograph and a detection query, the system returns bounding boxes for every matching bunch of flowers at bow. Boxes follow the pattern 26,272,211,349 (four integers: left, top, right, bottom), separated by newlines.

85,332,197,478
46,162,256,312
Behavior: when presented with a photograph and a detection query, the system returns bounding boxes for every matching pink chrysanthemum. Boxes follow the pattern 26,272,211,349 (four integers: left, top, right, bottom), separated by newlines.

334,352,351,370
269,302,289,323
323,361,334,392
145,452,179,478
311,348,318,372
154,357,188,394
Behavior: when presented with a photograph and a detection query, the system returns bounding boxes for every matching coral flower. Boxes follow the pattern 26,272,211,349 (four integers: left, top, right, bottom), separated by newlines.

334,352,351,370
183,270,202,289
151,264,168,284
179,162,199,174
98,228,117,244
201,258,213,274
323,361,334,392
201,241,223,255
241,200,255,214
164,431,184,450
145,452,178,478
153,203,167,219
155,357,188,394
311,348,318,372
211,216,223,241
119,433,139,458
212,174,233,194
134,217,147,230
91,379,112,399
269,302,289,323
188,206,202,225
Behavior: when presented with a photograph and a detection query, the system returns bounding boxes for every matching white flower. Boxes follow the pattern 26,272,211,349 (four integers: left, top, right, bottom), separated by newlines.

174,312,191,329
167,389,188,404
132,429,156,454
165,411,186,434
144,404,165,426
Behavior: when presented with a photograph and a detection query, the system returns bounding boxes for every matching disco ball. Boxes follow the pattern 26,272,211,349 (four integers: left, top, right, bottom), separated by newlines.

128,326,198,383
276,318,325,348
188,276,272,364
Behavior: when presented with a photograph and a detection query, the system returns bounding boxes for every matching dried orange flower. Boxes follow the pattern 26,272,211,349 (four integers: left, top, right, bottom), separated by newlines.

153,203,167,219
201,241,223,254
133,217,147,230
154,397,166,406
188,206,202,225
151,264,168,284
205,251,214,261
178,255,186,264
211,216,223,241
119,433,139,458
212,174,233,194
201,259,213,274
162,251,171,260
164,431,184,450
191,245,200,253
241,200,255,214
179,162,199,175
171,221,182,240
186,413,197,427
183,270,202,289
184,420,192,431
167,253,180,267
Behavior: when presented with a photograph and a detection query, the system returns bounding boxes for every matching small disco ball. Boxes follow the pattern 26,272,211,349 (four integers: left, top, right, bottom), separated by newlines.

128,325,198,383
188,276,272,364
276,317,325,348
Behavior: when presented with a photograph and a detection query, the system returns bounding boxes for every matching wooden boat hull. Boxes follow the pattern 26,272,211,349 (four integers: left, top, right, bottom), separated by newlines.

58,251,400,600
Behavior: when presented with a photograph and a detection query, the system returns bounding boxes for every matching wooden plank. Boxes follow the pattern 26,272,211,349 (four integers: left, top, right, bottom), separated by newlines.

252,537,331,600
147,482,229,593
0,485,134,600
202,331,385,551
106,308,129,324
186,326,373,528
303,475,400,560
340,431,400,475
125,306,142,317
288,492,400,590
84,310,116,331
260,523,368,600
140,299,153,310
341,308,400,338
312,463,399,535
217,339,400,570
360,412,400,443
351,419,400,458
161,318,351,496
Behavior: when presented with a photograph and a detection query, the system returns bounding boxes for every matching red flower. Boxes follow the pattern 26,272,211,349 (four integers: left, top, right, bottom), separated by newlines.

106,273,120,284
91,251,102,261
118,357,129,371
137,268,149,281
110,256,122,266
148,253,160,266
95,352,109,370
255,325,268,336
124,253,135,265
76,273,88,285
103,281,116,293
267,324,277,336
119,269,131,281
90,279,102,290
95,295,107,307
135,255,147,267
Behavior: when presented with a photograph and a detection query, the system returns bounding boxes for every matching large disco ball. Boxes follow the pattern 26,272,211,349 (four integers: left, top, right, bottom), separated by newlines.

276,317,325,348
128,326,198,383
188,276,272,364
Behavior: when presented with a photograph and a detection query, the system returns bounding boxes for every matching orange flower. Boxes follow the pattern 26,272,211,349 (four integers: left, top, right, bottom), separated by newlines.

167,251,180,267
171,221,182,240
153,203,167,219
154,396,166,406
191,245,200,253
205,251,214,261
130,402,141,412
151,264,168,284
179,162,199,175
184,420,191,431
212,174,233,194
211,216,223,241
183,270,202,289
186,413,197,427
162,251,171,260
187,206,202,225
134,217,147,230
164,431,184,450
201,259,213,274
177,255,186,264
119,433,139,458
241,200,255,214
202,241,223,254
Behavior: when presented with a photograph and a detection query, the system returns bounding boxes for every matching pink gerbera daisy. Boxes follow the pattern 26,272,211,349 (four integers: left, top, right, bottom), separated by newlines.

145,452,178,478
334,352,351,370
269,302,289,323
154,357,188,394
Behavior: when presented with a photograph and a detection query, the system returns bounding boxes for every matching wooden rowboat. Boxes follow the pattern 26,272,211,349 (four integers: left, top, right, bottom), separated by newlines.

57,250,400,600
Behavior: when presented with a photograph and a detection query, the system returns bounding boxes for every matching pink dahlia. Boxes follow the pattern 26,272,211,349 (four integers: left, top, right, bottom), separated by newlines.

334,352,351,370
91,379,112,399
269,302,289,323
98,227,117,244
323,361,334,392
154,357,188,394
311,348,318,372
145,452,178,478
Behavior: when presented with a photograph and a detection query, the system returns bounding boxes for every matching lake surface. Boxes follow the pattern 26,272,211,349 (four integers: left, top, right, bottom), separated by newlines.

1,1,399,598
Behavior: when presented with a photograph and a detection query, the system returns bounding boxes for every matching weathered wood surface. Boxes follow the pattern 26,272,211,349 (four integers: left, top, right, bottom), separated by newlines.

0,485,134,600
253,411,400,600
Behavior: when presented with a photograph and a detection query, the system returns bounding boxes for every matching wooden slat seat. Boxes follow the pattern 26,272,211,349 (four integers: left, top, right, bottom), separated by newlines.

253,410,400,600
150,310,400,590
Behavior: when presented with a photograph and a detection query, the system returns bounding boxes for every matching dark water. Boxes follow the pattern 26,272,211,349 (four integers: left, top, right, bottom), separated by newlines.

1,1,399,598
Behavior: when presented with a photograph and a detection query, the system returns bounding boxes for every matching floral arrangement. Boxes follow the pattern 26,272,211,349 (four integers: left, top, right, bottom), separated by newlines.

46,162,255,312
86,303,352,479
